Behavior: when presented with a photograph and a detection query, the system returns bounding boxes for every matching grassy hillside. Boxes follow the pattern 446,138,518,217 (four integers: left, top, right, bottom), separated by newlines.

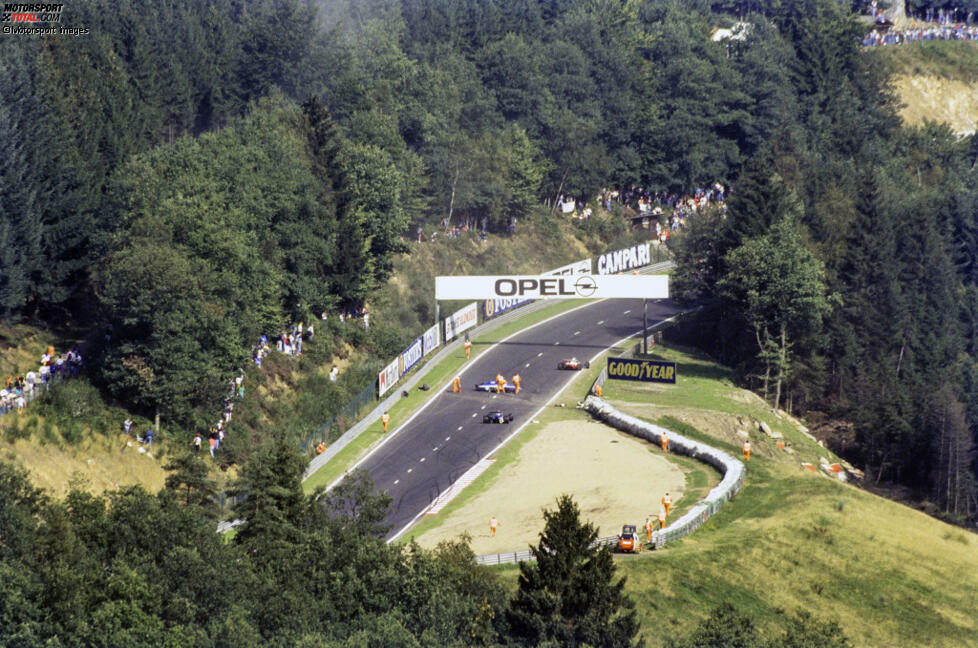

877,40,978,134
489,343,978,647
877,39,978,84
372,211,644,337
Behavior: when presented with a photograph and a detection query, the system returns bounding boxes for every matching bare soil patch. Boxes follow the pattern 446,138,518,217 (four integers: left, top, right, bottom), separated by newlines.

412,418,685,555
895,75,978,135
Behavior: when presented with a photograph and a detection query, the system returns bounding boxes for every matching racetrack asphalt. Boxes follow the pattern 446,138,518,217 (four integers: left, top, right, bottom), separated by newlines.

350,298,684,540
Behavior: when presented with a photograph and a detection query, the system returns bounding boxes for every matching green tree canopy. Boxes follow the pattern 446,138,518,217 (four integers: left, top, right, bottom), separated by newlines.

508,494,640,647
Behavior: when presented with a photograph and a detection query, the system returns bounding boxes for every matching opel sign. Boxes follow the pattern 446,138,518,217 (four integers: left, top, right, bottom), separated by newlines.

435,274,669,300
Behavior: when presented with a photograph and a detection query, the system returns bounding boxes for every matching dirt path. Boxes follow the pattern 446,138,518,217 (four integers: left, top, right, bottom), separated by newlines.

412,418,685,555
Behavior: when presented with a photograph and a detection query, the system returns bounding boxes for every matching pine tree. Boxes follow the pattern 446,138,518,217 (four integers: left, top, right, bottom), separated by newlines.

507,495,640,647
0,40,48,318
164,451,219,516
231,437,307,554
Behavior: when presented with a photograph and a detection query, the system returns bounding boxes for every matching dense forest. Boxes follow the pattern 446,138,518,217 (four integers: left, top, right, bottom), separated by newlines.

0,0,976,541
2,0,978,643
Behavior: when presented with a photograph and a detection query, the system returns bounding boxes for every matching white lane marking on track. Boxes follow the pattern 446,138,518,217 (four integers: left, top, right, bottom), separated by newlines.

554,341,560,345
458,425,463,430
419,457,425,462
445,436,451,441
623,310,631,314
329,300,605,494
394,479,399,485
407,468,413,473
433,447,438,452
481,405,486,409
597,320,604,325
537,352,543,357
525,363,530,368
471,413,477,417
388,304,687,544
574,331,580,336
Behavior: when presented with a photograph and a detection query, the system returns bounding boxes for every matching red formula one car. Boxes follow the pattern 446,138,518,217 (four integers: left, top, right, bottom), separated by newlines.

557,357,590,370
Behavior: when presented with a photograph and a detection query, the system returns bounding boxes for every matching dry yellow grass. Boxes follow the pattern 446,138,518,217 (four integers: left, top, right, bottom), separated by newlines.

0,429,168,496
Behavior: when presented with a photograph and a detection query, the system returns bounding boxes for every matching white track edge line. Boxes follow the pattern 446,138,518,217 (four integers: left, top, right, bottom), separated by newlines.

388,316,660,543
327,299,605,493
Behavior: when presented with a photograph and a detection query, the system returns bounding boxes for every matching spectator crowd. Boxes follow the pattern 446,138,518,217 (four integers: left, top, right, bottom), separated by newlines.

863,3,978,47
1,346,84,417
589,183,729,246
863,21,978,46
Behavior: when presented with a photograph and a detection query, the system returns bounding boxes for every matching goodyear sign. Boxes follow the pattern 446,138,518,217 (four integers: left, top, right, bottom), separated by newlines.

607,357,676,384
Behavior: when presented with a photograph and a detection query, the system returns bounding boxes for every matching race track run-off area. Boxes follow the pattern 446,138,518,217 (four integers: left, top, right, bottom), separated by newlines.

345,298,683,540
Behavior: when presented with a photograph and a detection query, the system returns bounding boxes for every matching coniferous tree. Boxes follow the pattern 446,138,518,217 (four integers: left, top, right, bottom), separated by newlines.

231,437,307,554
507,495,640,648
164,452,219,516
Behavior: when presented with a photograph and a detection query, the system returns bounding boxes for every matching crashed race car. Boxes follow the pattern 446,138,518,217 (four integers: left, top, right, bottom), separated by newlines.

483,410,514,424
474,379,517,393
557,357,590,370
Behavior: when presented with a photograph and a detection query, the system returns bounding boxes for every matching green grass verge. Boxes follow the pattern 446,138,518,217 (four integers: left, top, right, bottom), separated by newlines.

875,39,978,83
601,343,838,468
489,341,978,647
396,408,569,543
302,299,595,492
400,375,719,546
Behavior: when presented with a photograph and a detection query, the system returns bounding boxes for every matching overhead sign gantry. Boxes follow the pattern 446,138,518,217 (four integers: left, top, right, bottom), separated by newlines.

435,274,669,301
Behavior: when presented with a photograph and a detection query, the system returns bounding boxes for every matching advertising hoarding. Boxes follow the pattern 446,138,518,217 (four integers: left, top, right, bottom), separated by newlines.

378,357,400,397
444,302,478,340
606,357,677,384
422,324,439,356
400,336,424,375
595,242,653,275
437,274,668,301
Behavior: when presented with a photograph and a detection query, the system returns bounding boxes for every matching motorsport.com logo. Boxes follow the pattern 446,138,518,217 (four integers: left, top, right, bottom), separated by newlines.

2,3,89,35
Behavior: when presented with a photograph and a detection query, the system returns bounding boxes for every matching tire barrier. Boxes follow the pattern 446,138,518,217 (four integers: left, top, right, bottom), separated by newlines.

584,396,746,549
473,398,745,564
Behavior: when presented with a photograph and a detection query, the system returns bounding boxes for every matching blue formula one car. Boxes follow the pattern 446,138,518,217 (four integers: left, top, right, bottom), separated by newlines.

483,410,514,424
474,379,518,393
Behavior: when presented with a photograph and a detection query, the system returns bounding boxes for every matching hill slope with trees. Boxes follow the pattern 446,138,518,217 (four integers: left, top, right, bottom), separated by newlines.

3,0,978,644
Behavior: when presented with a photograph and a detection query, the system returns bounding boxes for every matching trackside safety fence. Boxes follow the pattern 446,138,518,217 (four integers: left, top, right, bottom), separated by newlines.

585,396,745,548
299,382,376,453
475,535,619,566
477,398,745,563
304,259,676,481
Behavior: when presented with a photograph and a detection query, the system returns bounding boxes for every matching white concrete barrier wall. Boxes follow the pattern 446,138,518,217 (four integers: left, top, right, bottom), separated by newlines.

584,395,745,548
